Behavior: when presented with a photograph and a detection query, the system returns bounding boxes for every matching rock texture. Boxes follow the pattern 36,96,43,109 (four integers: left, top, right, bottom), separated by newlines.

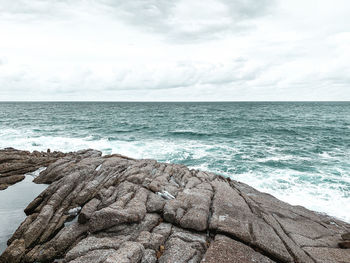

0,149,349,263
0,148,68,190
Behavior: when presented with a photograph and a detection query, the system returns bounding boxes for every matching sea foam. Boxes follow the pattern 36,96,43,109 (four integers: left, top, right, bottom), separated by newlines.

0,102,349,223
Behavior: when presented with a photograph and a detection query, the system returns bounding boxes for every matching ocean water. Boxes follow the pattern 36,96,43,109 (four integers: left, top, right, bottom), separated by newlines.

0,168,47,253
0,102,349,222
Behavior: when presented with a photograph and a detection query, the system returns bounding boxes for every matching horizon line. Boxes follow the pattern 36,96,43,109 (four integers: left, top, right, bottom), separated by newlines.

0,100,349,103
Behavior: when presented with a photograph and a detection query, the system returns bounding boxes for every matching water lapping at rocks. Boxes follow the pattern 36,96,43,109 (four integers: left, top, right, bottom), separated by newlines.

0,169,48,254
0,148,68,190
0,148,349,263
1,102,350,223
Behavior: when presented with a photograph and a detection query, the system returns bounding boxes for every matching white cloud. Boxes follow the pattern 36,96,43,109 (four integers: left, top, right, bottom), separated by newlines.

0,0,349,101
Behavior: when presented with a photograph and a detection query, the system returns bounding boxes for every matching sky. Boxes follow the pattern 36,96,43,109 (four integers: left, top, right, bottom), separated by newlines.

0,0,349,101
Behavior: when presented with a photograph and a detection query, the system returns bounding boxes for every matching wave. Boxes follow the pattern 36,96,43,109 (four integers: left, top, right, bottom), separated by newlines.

0,127,349,223
168,130,211,137
256,155,296,163
228,169,350,223
318,152,334,159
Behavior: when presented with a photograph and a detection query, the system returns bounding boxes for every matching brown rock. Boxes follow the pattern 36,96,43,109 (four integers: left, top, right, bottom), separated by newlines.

1,149,350,263
0,148,69,189
0,175,25,185
202,235,274,263
342,232,350,240
104,242,144,263
158,228,207,263
0,239,25,263
303,246,350,263
146,192,165,213
209,180,252,243
163,186,213,231
78,198,101,224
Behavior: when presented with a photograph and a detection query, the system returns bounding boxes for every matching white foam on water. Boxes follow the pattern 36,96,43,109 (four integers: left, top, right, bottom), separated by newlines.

319,152,333,159
0,129,111,154
0,128,225,159
229,169,350,223
27,167,47,178
0,129,349,223
256,155,297,162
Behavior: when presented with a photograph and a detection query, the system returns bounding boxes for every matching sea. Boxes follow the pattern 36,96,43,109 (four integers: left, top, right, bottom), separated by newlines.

0,102,349,232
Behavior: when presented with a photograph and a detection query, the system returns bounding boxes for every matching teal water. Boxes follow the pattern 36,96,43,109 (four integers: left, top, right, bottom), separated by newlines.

0,102,349,222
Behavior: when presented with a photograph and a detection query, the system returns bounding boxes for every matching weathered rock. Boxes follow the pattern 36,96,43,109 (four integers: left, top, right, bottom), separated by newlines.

78,198,100,224
146,192,165,213
158,227,207,263
0,239,25,263
64,236,125,261
163,183,213,231
342,232,350,240
141,249,157,263
202,235,274,263
262,214,315,263
1,148,350,263
303,246,350,263
104,242,144,263
88,186,148,233
0,148,94,189
0,174,25,186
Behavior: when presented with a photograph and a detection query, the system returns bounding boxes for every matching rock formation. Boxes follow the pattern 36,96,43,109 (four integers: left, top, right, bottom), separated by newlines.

0,148,68,190
0,149,349,263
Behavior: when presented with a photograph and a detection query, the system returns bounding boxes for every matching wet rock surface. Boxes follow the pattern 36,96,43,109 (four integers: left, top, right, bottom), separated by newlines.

0,149,349,263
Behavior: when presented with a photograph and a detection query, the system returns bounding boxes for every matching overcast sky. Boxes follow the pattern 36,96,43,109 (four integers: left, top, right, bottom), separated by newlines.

0,0,349,101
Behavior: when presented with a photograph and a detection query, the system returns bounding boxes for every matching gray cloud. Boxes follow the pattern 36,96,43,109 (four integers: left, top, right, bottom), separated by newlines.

0,0,349,101
97,0,274,41
0,0,274,40
0,0,72,21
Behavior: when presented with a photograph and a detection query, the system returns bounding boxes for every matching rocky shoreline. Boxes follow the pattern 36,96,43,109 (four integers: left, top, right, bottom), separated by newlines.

0,148,349,263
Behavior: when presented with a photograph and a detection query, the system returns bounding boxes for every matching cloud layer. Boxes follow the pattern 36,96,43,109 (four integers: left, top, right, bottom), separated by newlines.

0,0,349,101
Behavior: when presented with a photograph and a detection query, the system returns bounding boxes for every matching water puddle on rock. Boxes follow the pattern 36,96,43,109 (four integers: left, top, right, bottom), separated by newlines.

0,168,47,254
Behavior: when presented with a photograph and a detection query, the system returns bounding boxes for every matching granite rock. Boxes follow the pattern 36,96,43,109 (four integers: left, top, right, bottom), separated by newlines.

1,148,350,263
0,148,67,190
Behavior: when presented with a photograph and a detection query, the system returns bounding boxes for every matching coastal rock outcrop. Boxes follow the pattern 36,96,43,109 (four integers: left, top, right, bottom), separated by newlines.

0,149,349,263
0,148,102,190
0,148,65,190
